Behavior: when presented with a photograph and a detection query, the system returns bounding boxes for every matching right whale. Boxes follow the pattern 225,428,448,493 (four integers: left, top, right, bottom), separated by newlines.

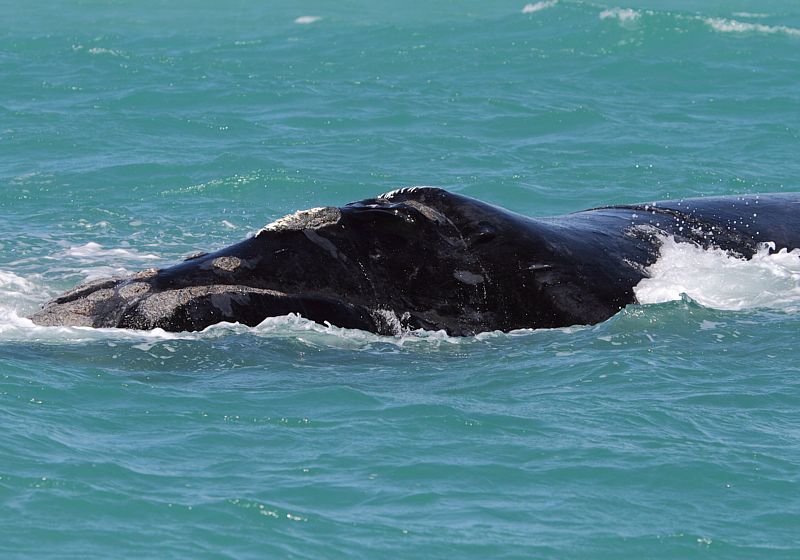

30,188,800,335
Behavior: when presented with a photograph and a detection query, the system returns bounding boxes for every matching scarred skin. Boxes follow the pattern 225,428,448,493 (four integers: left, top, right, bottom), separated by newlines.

30,188,800,335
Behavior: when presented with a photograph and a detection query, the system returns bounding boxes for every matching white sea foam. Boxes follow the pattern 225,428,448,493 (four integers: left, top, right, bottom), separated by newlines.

732,12,770,19
635,237,800,311
294,16,321,25
73,44,124,56
599,8,640,23
0,271,52,309
59,242,160,261
205,314,464,348
0,309,191,342
0,244,163,339
522,1,558,14
87,47,122,56
0,271,37,297
0,304,462,347
0,271,58,336
79,266,133,282
704,17,800,37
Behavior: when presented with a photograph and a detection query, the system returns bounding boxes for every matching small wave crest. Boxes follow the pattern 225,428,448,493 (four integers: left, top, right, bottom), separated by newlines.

536,3,798,40
0,310,465,349
294,16,321,25
0,271,57,336
0,271,37,298
599,8,641,23
732,12,770,19
522,1,558,14
46,242,162,282
59,242,160,261
634,237,800,312
703,17,800,37
72,45,124,57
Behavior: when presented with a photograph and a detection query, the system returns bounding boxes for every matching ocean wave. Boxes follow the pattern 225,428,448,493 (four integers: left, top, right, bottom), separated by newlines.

0,270,37,297
72,44,125,57
294,16,321,25
0,271,53,319
524,3,799,42
599,7,641,23
522,1,558,14
77,266,134,282
731,12,770,19
57,242,161,262
703,17,800,37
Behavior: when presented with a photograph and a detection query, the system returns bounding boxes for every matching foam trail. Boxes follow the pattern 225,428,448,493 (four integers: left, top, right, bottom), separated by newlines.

0,271,57,336
294,16,321,25
43,242,162,282
704,18,800,37
634,237,800,311
0,271,37,298
522,1,557,14
79,266,133,282
60,242,160,261
732,12,770,19
599,8,640,23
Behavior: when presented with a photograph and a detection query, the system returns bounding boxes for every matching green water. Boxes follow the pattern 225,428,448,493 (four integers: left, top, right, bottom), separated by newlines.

1,1,799,558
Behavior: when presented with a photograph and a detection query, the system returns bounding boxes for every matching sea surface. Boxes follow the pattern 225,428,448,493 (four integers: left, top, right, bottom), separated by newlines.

2,1,800,558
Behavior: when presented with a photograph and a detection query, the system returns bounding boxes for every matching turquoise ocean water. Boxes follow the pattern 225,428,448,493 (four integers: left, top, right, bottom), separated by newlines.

2,1,800,557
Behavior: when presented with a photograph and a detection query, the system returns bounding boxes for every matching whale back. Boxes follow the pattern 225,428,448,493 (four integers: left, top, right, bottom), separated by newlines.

346,187,654,332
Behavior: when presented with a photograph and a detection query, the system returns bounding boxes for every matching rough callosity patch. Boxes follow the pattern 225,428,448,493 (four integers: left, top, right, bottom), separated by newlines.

30,287,119,326
133,284,287,324
133,267,160,280
86,288,116,302
53,277,121,304
29,303,96,326
212,256,242,272
258,206,341,234
117,281,151,299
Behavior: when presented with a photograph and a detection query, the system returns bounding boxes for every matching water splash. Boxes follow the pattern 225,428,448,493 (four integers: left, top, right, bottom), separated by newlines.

635,237,800,311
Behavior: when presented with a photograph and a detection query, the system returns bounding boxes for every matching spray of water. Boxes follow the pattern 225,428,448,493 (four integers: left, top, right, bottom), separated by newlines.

634,236,800,310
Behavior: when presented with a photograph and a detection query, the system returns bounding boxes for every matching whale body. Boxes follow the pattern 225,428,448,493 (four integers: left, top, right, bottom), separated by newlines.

30,188,800,335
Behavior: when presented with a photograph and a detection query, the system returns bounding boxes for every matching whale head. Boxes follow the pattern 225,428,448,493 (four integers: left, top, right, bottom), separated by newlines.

30,187,587,335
